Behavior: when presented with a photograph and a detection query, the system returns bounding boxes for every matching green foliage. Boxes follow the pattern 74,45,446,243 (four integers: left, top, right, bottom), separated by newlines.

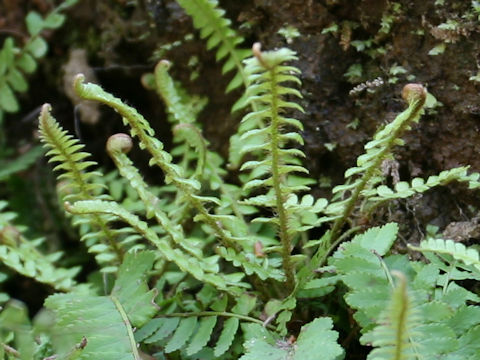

239,45,307,291
2,2,480,359
135,293,259,357
330,222,480,359
45,251,157,359
363,273,421,360
240,317,343,360
0,201,79,292
0,0,78,121
0,146,44,182
176,0,251,93
38,105,127,272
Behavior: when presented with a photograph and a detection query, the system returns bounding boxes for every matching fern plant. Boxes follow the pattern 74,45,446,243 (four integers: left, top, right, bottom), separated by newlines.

23,37,480,357
2,1,480,358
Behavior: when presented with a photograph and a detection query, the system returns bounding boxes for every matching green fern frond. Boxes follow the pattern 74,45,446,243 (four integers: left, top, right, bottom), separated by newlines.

136,293,259,357
38,104,125,269
0,146,44,181
150,60,253,229
0,300,36,359
64,199,246,294
176,0,251,93
329,223,399,329
325,84,427,244
239,44,307,292
0,201,78,291
329,224,477,358
409,238,480,276
363,272,422,360
106,134,211,261
45,251,158,360
363,167,480,204
152,60,198,124
73,75,282,282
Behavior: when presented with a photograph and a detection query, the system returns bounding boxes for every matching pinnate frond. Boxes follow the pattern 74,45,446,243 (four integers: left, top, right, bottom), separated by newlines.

176,0,251,93
38,104,125,269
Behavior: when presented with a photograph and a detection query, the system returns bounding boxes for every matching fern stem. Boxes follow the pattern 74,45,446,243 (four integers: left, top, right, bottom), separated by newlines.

111,295,141,360
267,64,296,293
391,272,408,360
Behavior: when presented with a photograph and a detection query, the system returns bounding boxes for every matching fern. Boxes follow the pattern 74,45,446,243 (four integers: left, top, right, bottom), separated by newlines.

325,84,427,242
72,74,283,282
240,317,344,360
176,0,251,93
238,44,307,292
0,301,36,360
45,251,158,360
0,200,78,291
362,272,422,360
362,167,480,211
0,0,78,121
330,223,480,359
134,289,260,357
409,238,480,278
38,104,127,271
147,60,255,241
0,146,44,181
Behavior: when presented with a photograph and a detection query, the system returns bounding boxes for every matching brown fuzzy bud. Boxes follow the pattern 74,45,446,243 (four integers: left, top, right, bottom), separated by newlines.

106,133,133,154
401,83,427,105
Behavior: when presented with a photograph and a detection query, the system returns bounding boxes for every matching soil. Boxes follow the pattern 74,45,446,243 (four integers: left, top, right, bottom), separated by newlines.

2,0,480,356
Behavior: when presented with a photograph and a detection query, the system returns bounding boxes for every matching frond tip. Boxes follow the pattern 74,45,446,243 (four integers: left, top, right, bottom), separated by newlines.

363,271,421,360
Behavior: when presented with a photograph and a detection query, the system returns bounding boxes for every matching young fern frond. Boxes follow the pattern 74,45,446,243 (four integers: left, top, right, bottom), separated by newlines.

73,75,282,282
106,134,216,263
152,60,198,125
150,60,254,237
38,104,125,269
326,84,427,244
363,272,422,360
239,44,306,292
176,0,251,93
0,201,79,291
